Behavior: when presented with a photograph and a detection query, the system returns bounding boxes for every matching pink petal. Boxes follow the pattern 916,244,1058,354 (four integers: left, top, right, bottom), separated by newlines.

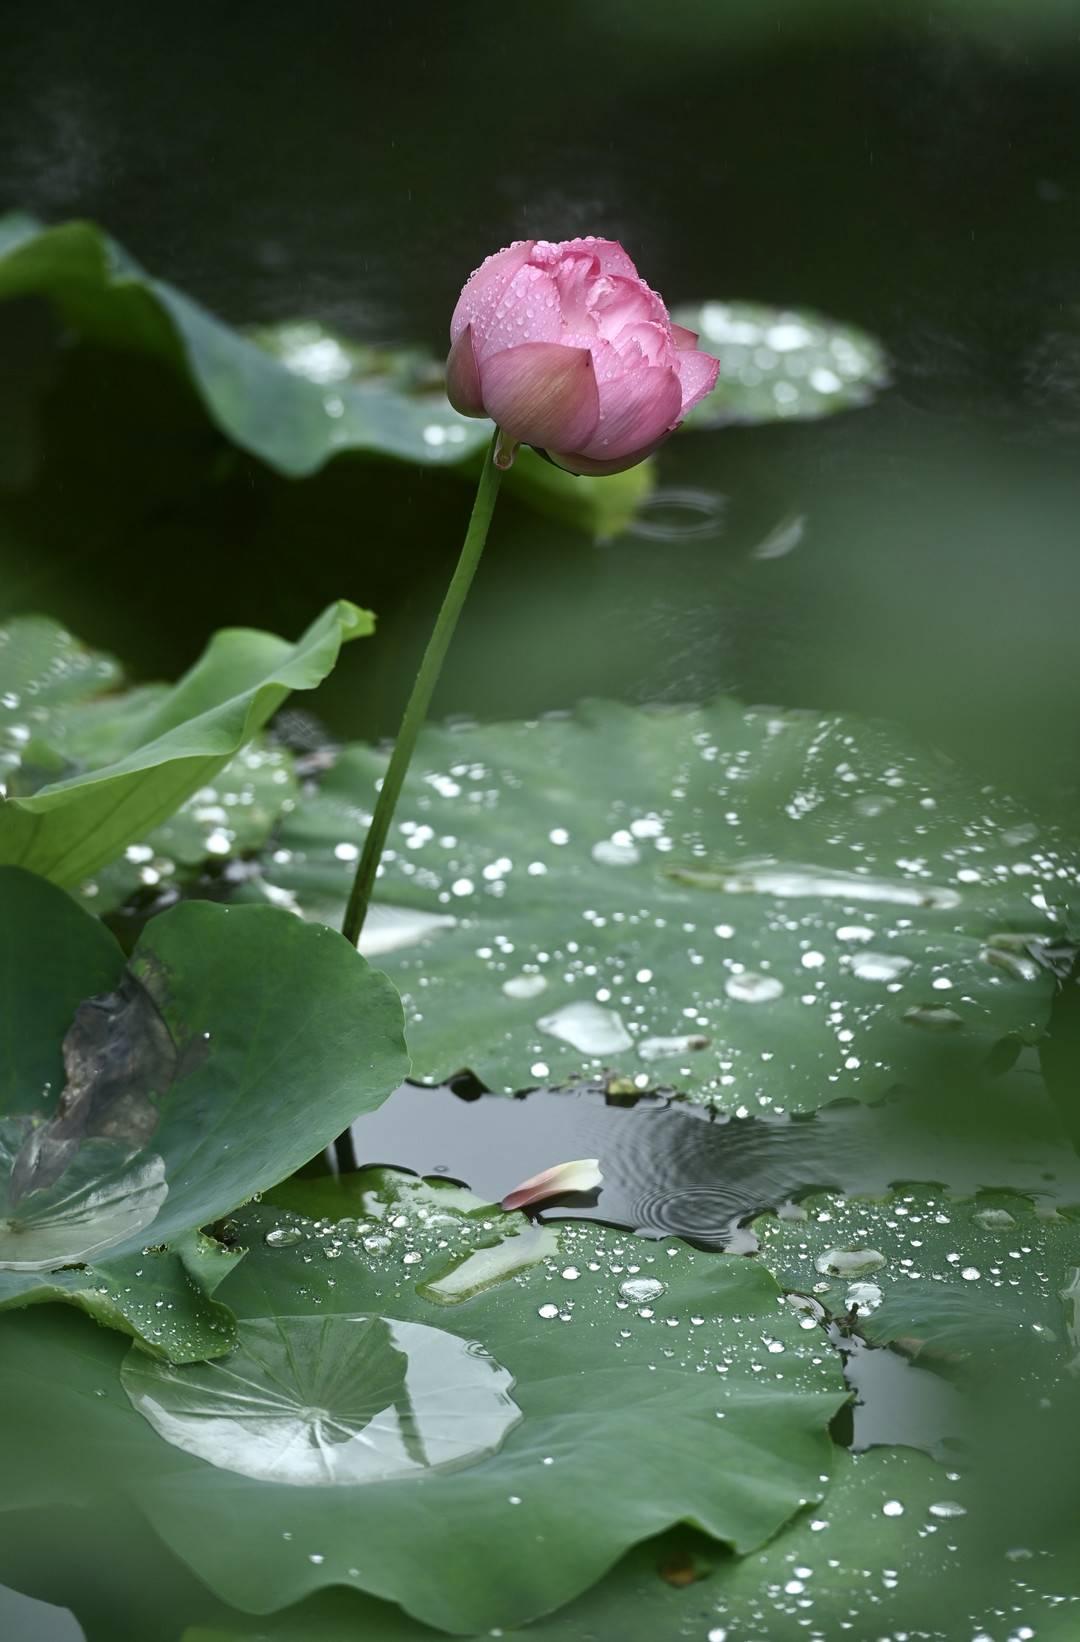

548,437,670,476
609,319,674,368
472,263,564,361
553,253,601,333
675,346,721,415
590,274,667,341
450,241,536,344
560,331,623,383
479,341,600,451
671,323,700,351
578,364,682,461
501,1158,603,1213
445,324,485,417
555,237,640,279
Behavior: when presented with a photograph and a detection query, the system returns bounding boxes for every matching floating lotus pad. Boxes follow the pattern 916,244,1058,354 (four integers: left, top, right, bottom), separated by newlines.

672,298,889,429
251,698,1077,1108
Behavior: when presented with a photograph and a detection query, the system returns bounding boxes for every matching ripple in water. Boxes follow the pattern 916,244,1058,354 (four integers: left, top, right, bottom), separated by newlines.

347,1074,1080,1251
627,488,726,541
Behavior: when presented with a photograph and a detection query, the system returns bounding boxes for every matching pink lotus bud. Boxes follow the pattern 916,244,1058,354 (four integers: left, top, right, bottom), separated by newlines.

500,1158,603,1213
447,238,720,475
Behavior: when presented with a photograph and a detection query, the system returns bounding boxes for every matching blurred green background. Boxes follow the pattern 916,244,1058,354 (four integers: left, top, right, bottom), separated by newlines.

2,0,1078,796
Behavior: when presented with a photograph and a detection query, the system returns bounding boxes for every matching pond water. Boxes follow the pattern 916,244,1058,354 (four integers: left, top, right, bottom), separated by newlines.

2,3,1080,1639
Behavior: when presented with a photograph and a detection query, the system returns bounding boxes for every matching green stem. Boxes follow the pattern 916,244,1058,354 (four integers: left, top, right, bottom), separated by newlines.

341,430,504,949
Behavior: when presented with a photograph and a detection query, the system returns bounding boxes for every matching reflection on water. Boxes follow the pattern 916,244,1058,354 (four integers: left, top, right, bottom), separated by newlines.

348,1067,1080,1251
834,1330,966,1463
122,1314,522,1486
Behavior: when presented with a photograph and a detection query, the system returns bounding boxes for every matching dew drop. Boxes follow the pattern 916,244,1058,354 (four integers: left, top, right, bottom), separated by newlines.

815,1247,886,1277
845,1281,883,1312
592,839,641,866
974,1207,1016,1229
725,972,784,1003
850,951,913,982
618,1277,665,1304
502,974,548,1001
902,1004,963,1031
537,1000,632,1056
637,1032,711,1062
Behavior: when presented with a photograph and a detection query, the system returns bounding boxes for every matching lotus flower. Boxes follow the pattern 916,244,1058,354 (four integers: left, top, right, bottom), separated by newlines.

447,238,719,475
500,1158,603,1213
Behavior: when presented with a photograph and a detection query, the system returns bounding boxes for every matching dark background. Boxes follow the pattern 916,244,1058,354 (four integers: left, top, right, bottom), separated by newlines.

2,0,1079,803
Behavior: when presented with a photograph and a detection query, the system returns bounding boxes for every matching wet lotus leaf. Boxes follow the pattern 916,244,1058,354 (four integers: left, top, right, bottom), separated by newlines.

7,967,179,1210
525,1442,1078,1642
264,1167,562,1304
0,1493,221,1642
671,300,889,430
0,602,366,886
0,616,123,786
754,1186,1080,1367
0,868,407,1352
80,742,298,916
181,1590,427,1642
0,1230,241,1364
0,1124,168,1269
0,219,651,540
247,698,1077,1109
0,862,127,1116
19,1443,1080,1642
178,1443,1079,1642
0,622,298,912
0,1182,847,1636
